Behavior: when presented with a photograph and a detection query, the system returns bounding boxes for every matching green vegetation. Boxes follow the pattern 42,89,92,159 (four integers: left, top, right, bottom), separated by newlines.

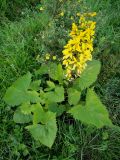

0,0,120,159
3,60,112,148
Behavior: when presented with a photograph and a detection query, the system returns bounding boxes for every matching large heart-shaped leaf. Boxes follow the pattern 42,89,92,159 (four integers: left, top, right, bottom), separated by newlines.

68,89,112,128
4,72,32,106
73,60,101,91
3,73,42,106
26,104,57,148
26,122,57,148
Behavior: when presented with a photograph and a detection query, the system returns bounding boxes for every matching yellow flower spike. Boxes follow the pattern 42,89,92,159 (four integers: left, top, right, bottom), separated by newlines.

62,12,96,79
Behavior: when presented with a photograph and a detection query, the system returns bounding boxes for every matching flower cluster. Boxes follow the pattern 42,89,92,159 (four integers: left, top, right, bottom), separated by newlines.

36,53,56,63
62,12,96,79
45,53,57,60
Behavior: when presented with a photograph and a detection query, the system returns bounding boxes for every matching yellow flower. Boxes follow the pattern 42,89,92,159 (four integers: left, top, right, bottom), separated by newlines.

76,13,80,16
80,15,85,22
66,69,72,78
88,12,97,17
53,56,56,60
70,23,78,37
45,53,50,60
63,60,69,66
60,11,64,16
70,16,74,20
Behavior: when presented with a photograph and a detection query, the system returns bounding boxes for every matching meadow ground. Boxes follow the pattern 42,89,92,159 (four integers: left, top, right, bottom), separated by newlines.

0,0,120,159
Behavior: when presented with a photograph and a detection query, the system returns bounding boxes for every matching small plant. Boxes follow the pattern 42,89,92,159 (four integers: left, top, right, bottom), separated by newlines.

3,12,113,148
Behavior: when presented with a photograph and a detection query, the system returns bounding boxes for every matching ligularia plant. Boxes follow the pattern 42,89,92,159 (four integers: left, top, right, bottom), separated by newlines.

4,12,112,148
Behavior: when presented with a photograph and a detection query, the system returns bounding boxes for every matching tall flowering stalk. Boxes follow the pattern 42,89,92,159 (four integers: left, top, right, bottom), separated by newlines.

62,12,96,79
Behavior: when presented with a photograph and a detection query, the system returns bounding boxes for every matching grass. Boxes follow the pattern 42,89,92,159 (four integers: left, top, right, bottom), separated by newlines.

0,0,120,159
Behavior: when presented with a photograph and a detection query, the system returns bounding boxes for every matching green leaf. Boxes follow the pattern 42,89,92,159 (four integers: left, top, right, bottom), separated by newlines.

31,103,45,124
11,72,31,90
28,91,42,103
44,81,55,91
54,86,64,102
35,63,64,84
39,90,46,104
45,86,64,103
49,63,64,84
26,109,57,148
35,64,49,76
29,80,41,91
49,63,58,80
20,102,31,114
13,109,32,123
3,73,43,106
67,88,81,105
47,103,66,116
31,103,57,125
68,89,112,128
56,64,64,84
47,81,55,88
73,60,101,91
4,72,32,106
